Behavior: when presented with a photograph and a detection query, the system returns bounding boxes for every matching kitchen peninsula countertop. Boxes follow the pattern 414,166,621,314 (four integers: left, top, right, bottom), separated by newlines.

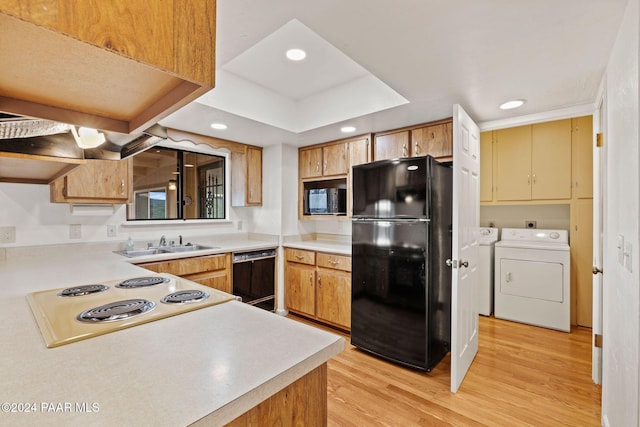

0,235,344,426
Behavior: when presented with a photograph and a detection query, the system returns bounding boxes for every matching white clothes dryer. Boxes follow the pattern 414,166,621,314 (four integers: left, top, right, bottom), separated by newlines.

478,227,499,316
494,228,570,332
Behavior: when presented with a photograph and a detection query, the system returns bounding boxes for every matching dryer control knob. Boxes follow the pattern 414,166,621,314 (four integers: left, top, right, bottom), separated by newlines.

549,232,560,239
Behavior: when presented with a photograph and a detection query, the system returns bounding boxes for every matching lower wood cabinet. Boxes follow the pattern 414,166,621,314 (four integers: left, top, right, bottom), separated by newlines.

138,253,231,294
284,248,351,330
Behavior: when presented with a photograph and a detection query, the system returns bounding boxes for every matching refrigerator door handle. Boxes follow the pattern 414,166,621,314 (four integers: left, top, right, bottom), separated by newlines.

352,218,430,223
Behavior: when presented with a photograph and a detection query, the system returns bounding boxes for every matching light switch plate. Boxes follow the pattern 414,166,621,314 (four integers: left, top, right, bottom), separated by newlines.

107,224,117,237
0,226,16,243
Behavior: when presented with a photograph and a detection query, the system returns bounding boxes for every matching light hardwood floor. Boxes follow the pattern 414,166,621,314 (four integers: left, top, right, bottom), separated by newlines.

291,315,601,426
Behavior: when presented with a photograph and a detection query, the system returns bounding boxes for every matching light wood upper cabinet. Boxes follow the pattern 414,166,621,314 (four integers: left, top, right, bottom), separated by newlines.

299,144,348,179
0,1,215,133
494,119,571,201
374,131,409,160
480,131,493,203
572,115,594,199
348,137,371,168
50,159,130,203
247,147,262,205
231,145,263,207
412,122,453,158
531,119,572,200
322,143,349,176
299,147,323,179
373,119,453,161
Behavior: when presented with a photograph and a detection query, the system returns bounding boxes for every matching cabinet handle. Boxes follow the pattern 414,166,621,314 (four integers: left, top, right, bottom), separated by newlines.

318,276,321,287
324,161,327,173
309,273,314,285
295,255,305,260
532,173,536,184
414,142,420,155
121,179,125,195
402,143,407,157
329,260,340,266
527,174,530,185
316,161,320,172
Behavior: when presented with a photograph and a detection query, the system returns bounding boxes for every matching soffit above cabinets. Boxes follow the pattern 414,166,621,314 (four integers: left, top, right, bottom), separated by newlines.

0,3,215,134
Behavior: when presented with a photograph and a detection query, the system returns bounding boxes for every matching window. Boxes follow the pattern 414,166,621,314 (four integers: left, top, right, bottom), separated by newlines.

127,146,227,220
134,189,167,219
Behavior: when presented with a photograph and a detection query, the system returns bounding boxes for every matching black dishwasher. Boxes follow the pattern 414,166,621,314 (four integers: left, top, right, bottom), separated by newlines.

232,249,276,311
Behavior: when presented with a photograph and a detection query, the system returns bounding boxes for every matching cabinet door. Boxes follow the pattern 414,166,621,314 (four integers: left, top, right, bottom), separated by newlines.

65,159,128,200
571,198,594,327
299,147,323,179
495,125,532,201
480,131,493,202
284,262,316,316
323,143,348,176
572,115,594,199
190,271,231,294
316,269,351,329
348,137,370,168
247,147,262,204
374,130,409,160
412,122,453,158
531,119,572,200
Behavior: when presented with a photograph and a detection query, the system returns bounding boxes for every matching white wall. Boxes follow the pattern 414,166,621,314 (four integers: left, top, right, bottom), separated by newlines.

480,204,570,233
0,181,244,249
601,0,640,425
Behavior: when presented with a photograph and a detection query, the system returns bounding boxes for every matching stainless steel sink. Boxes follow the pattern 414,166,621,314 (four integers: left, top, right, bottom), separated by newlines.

114,248,169,258
162,244,218,252
114,244,218,258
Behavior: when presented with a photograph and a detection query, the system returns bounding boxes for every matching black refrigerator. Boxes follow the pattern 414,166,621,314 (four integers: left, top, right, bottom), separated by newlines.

351,155,452,371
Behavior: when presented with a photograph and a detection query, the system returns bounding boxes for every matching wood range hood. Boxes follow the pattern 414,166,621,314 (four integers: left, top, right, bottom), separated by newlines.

0,2,216,183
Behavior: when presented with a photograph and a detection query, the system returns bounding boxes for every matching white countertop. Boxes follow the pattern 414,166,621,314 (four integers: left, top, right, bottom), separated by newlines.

282,239,351,255
0,236,344,426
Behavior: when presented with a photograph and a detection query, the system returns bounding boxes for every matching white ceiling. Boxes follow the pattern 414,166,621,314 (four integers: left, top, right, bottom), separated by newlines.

159,0,629,147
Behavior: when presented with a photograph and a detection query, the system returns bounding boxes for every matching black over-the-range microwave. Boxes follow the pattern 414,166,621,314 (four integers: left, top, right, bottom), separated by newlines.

303,188,347,215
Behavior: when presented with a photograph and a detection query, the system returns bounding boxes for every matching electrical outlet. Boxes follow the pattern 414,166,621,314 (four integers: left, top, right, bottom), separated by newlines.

525,220,537,229
107,224,117,237
69,224,82,239
0,226,16,243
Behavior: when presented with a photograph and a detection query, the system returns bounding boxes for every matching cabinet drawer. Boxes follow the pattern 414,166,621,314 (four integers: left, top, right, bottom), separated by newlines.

317,252,351,272
285,248,316,265
140,253,229,276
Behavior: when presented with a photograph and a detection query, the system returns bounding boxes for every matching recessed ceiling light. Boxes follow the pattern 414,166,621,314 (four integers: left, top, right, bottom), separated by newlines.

286,48,306,61
341,126,356,133
499,99,526,110
210,123,227,130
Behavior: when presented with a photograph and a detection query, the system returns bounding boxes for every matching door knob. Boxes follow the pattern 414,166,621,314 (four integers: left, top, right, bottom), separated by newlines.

592,266,603,275
459,260,469,268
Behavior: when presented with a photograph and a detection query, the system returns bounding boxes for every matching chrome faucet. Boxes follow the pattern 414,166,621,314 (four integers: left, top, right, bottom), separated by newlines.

159,235,167,247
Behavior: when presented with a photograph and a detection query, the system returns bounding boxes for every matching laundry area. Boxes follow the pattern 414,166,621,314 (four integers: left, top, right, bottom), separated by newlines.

478,200,590,331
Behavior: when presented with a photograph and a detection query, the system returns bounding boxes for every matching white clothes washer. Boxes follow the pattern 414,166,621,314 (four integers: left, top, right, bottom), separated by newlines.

478,227,499,316
494,228,570,332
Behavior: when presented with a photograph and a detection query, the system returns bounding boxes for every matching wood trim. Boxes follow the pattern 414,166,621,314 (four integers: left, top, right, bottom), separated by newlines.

225,364,327,427
299,133,373,151
167,129,259,154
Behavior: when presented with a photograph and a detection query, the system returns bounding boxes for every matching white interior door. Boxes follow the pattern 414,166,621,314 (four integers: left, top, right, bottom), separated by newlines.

592,95,605,384
450,104,480,393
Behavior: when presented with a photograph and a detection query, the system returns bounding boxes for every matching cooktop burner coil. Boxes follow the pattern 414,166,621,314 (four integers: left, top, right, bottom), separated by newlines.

77,299,156,323
57,284,109,297
115,276,170,289
161,290,210,304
